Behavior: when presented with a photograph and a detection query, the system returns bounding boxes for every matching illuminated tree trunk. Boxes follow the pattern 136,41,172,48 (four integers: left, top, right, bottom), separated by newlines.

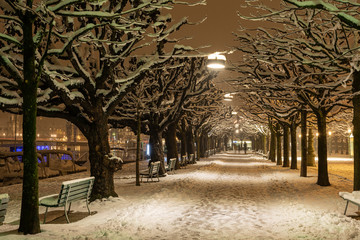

18,6,40,234
149,129,166,175
307,128,316,166
85,120,121,201
290,121,297,169
300,110,307,177
353,71,360,190
283,125,290,167
316,109,330,186
165,122,180,169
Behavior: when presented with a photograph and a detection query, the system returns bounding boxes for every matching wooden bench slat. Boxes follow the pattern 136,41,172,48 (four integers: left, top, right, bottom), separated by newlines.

0,204,8,211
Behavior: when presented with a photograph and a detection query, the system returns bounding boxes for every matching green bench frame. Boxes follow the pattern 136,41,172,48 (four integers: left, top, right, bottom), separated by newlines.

39,176,95,223
140,161,160,182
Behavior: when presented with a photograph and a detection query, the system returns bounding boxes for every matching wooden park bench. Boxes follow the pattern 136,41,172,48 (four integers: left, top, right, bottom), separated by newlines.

339,191,360,215
166,158,176,174
0,194,9,225
140,161,160,182
39,176,95,223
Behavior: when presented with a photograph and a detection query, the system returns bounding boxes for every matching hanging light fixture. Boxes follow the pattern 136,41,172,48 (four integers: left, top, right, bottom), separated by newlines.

207,52,226,69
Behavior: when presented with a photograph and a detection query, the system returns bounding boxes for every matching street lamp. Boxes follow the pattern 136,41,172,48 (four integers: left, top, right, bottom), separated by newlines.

207,52,226,69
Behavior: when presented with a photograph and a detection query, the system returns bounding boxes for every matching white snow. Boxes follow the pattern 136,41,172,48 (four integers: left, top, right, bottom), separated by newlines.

1,152,360,239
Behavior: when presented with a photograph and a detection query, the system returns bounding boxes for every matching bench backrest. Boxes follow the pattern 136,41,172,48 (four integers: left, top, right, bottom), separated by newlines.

57,177,95,206
169,158,176,169
149,161,160,175
0,193,9,224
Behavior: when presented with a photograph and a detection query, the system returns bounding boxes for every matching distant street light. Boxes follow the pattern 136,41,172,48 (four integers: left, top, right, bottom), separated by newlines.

207,52,226,69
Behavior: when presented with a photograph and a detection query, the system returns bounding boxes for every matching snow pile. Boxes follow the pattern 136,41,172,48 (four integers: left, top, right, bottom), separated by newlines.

1,152,360,239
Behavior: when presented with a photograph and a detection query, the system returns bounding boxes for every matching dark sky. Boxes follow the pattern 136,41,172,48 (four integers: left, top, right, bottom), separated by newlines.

172,1,241,54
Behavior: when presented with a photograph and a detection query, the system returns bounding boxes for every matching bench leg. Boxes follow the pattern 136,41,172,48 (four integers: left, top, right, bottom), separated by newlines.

86,199,91,215
43,207,49,224
344,201,349,215
64,203,70,223
67,202,72,214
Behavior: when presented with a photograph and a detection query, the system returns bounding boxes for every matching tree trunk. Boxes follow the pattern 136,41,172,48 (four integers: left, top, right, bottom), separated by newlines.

354,70,360,190
269,122,276,162
86,121,121,201
283,124,290,167
200,132,207,157
290,121,297,169
149,129,166,175
180,120,187,158
195,131,201,161
300,110,307,177
316,109,330,186
224,135,228,151
307,128,316,166
186,126,195,157
19,7,41,234
165,122,180,169
136,110,141,186
276,124,282,165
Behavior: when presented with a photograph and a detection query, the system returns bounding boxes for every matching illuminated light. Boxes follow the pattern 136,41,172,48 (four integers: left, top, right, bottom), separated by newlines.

348,129,352,133
299,134,301,138
316,133,319,137
235,129,239,134
328,131,332,136
50,134,57,138
231,111,238,115
2,133,5,136
235,124,239,128
207,53,226,69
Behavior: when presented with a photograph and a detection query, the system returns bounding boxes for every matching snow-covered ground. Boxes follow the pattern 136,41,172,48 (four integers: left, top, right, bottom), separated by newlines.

1,152,359,240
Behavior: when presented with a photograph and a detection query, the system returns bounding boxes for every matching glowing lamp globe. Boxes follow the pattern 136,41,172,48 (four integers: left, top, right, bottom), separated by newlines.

207,53,226,69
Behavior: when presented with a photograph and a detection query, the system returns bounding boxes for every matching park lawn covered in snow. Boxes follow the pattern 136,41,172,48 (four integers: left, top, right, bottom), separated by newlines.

0,152,359,240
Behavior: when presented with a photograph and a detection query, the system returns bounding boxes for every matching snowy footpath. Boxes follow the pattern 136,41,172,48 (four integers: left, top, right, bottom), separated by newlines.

1,153,360,240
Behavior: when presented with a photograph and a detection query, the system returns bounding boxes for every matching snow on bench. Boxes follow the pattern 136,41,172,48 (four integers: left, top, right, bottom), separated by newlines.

339,191,360,215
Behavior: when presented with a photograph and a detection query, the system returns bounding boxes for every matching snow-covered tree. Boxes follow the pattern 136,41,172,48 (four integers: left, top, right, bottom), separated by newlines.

281,0,360,191
0,0,207,204
111,57,215,175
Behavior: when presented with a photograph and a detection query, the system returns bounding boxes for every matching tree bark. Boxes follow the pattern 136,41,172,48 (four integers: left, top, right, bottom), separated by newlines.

165,122,180,169
224,135,228,151
186,125,195,157
307,128,316,166
269,122,276,162
136,109,141,186
300,110,307,177
180,119,187,158
86,121,121,201
18,6,41,234
276,124,282,165
290,121,297,169
283,124,290,167
149,129,166,175
316,109,330,186
354,70,360,190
